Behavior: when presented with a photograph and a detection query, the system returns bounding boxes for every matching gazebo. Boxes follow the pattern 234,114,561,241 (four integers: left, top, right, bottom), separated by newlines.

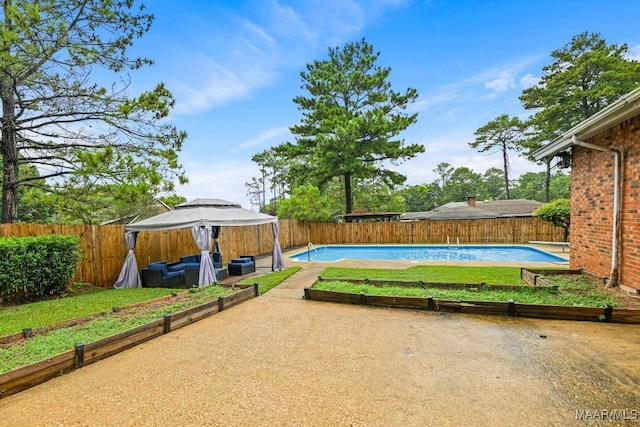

113,198,285,289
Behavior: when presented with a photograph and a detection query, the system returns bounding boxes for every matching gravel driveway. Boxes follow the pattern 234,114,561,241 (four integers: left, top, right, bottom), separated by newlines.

1,254,639,426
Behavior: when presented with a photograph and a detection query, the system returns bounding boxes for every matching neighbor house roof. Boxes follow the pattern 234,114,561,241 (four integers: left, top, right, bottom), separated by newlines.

533,86,640,160
402,199,543,221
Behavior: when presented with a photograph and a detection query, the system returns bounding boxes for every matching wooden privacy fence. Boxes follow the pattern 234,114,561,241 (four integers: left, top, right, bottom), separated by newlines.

0,217,562,288
308,217,564,245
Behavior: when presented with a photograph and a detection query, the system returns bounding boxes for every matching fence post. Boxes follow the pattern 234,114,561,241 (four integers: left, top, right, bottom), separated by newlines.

164,314,171,334
75,342,85,368
508,300,515,316
253,283,259,297
218,296,224,312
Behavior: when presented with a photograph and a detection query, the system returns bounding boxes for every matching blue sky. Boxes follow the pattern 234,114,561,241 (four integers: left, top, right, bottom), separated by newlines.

129,0,640,209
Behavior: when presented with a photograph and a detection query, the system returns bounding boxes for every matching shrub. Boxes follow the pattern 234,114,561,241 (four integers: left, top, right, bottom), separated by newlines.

0,235,82,303
534,198,570,242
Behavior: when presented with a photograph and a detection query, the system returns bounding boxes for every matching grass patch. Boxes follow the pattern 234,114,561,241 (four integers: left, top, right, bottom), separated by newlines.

321,266,524,284
238,267,302,294
0,286,180,336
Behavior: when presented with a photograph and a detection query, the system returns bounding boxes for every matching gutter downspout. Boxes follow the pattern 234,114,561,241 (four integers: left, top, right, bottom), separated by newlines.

571,135,622,287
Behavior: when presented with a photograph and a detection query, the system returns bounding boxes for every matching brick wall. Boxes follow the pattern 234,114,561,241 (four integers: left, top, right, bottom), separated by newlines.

571,114,640,289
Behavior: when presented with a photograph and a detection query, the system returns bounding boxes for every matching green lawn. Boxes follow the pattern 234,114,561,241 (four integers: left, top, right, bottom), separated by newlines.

238,266,301,294
0,286,180,336
321,265,524,284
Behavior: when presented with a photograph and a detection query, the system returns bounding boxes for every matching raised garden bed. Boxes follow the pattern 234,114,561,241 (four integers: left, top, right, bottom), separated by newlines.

0,284,258,399
305,275,640,324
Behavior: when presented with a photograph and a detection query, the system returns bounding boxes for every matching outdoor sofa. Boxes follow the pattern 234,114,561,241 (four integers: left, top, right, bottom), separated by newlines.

141,254,228,288
228,255,256,276
141,261,187,288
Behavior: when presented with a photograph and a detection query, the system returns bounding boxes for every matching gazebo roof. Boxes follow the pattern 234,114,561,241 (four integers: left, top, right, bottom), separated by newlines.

125,198,277,232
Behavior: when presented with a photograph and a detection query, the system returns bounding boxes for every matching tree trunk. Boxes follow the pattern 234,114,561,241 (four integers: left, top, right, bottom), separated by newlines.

1,77,19,223
544,159,551,202
502,147,510,199
344,171,353,214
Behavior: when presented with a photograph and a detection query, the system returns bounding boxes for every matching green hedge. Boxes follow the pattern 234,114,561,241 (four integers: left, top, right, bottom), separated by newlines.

0,235,82,303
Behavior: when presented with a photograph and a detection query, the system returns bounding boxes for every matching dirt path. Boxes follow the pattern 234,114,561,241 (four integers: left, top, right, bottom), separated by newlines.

1,251,639,426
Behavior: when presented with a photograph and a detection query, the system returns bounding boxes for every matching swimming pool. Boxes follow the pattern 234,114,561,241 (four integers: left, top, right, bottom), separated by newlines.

290,245,568,263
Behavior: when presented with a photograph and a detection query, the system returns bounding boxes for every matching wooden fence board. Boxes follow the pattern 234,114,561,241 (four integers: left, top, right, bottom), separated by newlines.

364,295,431,309
0,350,76,398
611,309,640,324
222,286,256,308
84,320,165,365
306,288,362,305
170,301,222,330
513,304,605,321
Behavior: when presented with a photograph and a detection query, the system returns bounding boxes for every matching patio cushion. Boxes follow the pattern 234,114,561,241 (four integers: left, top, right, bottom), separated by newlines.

147,262,168,275
183,262,201,269
164,270,184,279
167,263,187,272
180,254,200,264
230,257,252,264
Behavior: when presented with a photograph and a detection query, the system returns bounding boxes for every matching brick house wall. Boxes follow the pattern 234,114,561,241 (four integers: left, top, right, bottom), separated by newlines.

571,114,640,289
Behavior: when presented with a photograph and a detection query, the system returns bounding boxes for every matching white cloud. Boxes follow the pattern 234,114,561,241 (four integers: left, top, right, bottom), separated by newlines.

177,159,258,209
628,44,640,61
239,126,291,149
519,73,539,89
164,0,412,116
485,73,516,93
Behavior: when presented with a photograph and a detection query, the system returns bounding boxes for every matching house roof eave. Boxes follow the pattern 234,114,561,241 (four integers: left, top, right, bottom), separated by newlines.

533,86,640,161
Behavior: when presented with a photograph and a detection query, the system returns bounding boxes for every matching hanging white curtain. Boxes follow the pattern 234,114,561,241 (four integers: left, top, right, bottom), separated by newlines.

192,225,217,287
272,221,285,271
113,231,142,289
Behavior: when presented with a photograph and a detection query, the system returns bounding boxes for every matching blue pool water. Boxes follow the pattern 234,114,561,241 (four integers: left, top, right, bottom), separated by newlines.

290,245,567,263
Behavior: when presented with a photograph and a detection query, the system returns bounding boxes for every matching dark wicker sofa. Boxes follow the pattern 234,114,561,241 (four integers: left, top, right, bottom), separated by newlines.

228,255,256,276
141,261,186,288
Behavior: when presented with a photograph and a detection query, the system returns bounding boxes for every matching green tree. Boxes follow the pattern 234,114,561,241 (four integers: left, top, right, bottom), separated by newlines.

397,183,440,212
534,198,571,242
248,148,295,214
277,185,332,222
482,167,507,200
442,167,484,204
0,0,187,223
469,114,527,199
280,39,423,214
515,172,547,201
520,32,640,200
549,173,571,200
433,162,453,189
11,164,57,223
160,195,187,209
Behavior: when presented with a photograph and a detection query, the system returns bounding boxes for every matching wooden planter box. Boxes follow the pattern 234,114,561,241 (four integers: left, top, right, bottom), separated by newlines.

0,284,258,400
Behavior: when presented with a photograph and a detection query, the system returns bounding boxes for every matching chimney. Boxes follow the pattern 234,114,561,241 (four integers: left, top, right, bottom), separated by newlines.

467,195,476,207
